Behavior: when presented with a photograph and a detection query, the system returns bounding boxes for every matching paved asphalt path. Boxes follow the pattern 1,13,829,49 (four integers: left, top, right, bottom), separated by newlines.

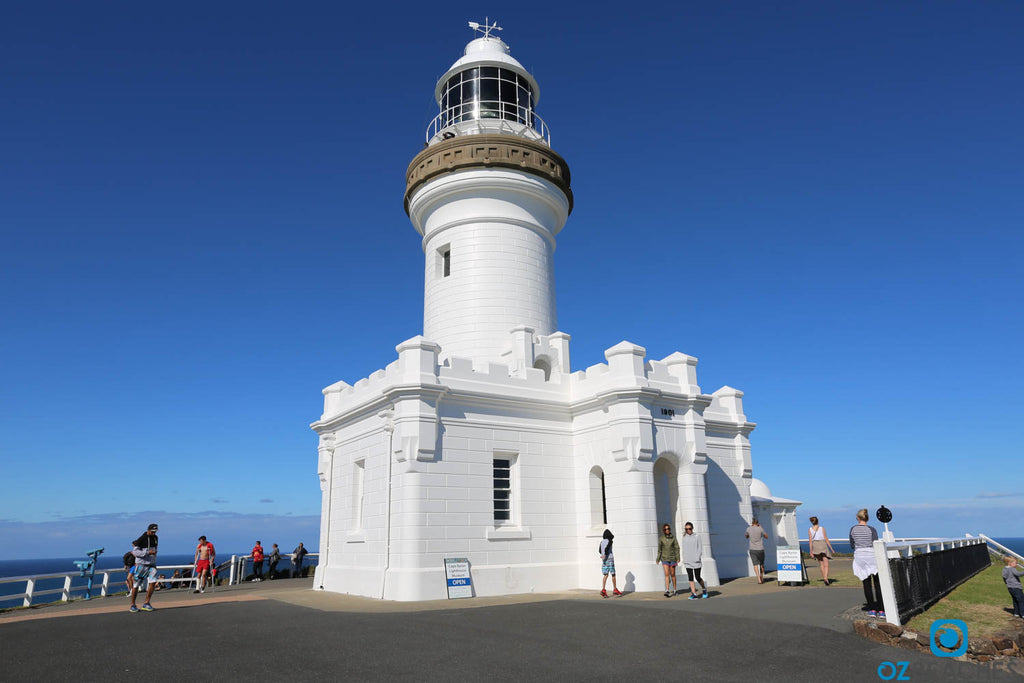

1,586,1017,682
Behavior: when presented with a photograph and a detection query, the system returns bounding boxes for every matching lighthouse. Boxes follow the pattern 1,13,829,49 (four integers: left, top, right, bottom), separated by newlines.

405,23,572,364
311,24,800,601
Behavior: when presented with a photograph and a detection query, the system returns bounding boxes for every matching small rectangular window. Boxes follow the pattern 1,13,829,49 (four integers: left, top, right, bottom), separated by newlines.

493,458,511,523
443,250,450,277
353,459,365,530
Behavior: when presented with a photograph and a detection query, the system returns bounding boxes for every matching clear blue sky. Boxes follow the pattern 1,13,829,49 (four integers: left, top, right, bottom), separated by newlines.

2,2,1021,559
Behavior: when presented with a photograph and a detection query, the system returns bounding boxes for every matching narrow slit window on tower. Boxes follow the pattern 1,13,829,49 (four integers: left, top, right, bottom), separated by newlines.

353,459,365,531
590,467,607,527
436,244,451,279
493,457,511,524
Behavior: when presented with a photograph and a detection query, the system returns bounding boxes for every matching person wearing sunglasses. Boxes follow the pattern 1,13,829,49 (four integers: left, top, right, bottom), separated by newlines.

656,523,680,597
681,522,708,599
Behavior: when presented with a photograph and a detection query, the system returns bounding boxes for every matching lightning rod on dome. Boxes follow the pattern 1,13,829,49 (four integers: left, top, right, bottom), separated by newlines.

468,18,502,38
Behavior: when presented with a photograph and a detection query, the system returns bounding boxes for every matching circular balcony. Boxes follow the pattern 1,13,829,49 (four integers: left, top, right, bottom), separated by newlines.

426,103,551,146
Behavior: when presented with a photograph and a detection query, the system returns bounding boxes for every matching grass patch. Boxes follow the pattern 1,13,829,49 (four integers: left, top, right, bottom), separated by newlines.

802,557,858,588
906,562,1021,637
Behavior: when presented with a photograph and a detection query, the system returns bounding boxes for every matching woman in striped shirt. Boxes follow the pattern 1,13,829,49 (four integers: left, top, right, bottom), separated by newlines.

850,508,884,618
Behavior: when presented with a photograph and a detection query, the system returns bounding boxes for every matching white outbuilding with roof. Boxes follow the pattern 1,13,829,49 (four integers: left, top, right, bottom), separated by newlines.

311,24,800,600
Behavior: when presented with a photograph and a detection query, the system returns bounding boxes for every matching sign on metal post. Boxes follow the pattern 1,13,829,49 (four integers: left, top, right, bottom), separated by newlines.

444,557,473,599
776,545,806,584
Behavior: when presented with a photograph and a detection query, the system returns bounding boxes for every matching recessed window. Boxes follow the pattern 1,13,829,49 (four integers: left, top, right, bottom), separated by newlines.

435,244,451,278
353,460,365,530
493,457,512,524
590,467,607,527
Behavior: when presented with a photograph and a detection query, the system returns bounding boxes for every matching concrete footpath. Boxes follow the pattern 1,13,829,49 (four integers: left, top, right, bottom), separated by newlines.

0,575,1016,682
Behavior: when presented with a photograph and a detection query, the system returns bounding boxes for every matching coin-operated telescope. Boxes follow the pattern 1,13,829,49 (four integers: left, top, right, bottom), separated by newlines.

72,548,104,600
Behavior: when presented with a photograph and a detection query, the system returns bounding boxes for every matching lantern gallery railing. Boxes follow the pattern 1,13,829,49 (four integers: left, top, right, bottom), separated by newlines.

426,104,550,145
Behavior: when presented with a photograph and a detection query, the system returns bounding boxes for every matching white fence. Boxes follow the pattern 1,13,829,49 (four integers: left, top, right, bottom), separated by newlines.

977,534,1023,562
1,554,320,608
0,564,201,608
226,553,318,585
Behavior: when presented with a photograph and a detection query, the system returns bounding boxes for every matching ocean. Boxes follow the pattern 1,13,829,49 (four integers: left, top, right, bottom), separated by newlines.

0,552,318,610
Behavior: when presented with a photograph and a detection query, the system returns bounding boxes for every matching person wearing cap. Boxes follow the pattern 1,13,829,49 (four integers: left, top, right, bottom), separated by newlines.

130,523,159,612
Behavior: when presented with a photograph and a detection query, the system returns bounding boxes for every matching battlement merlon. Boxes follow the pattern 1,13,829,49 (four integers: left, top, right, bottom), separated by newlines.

312,331,752,433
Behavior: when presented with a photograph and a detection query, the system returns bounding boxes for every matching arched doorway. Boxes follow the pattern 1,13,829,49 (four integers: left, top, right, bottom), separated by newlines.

653,456,679,532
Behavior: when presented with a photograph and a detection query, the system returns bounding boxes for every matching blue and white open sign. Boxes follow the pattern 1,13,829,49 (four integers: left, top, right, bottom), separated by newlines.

444,558,473,599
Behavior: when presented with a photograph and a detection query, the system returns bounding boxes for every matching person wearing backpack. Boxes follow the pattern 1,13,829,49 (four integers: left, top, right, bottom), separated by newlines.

122,551,136,593
598,529,622,598
268,543,282,579
129,523,159,612
291,542,308,578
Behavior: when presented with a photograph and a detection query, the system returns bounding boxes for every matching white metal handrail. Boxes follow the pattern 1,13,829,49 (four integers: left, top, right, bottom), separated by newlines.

977,533,1023,561
228,553,318,585
425,104,550,145
0,564,202,608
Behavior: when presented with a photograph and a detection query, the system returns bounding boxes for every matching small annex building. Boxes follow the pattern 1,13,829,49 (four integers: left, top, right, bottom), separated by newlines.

311,25,800,601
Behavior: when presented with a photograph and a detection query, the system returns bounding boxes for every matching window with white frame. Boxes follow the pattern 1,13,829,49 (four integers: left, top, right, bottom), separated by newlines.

589,466,607,527
352,459,365,530
493,455,513,525
436,244,451,279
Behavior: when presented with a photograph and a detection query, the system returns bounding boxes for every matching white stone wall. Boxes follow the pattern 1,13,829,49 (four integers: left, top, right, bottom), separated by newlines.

312,334,789,600
408,169,569,364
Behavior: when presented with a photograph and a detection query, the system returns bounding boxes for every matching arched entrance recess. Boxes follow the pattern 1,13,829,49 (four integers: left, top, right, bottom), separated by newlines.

652,456,679,532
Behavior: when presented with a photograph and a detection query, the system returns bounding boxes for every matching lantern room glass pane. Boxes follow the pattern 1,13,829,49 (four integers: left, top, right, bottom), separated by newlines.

440,67,538,130
480,78,499,107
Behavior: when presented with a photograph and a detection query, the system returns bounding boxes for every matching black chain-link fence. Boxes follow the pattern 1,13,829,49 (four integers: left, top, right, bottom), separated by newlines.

888,542,990,623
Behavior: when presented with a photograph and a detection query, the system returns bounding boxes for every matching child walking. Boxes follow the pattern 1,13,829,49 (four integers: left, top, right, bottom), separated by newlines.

1003,556,1024,619
599,529,622,597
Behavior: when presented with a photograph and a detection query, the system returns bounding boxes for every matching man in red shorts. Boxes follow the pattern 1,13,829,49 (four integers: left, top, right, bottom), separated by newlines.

193,535,216,593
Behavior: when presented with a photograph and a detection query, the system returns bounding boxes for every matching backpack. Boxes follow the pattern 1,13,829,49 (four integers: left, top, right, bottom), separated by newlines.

123,551,136,567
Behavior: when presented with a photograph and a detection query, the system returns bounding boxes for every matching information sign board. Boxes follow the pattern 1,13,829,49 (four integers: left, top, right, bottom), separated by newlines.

776,545,806,584
444,557,473,599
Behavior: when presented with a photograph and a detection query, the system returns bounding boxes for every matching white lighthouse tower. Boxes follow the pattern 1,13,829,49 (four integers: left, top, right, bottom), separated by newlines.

405,22,572,364
311,24,800,602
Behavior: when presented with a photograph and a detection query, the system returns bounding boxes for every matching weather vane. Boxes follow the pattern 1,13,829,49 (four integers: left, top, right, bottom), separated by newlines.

468,18,502,39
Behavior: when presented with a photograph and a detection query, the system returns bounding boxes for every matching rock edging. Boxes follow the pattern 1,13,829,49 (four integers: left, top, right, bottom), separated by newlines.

853,619,1024,672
